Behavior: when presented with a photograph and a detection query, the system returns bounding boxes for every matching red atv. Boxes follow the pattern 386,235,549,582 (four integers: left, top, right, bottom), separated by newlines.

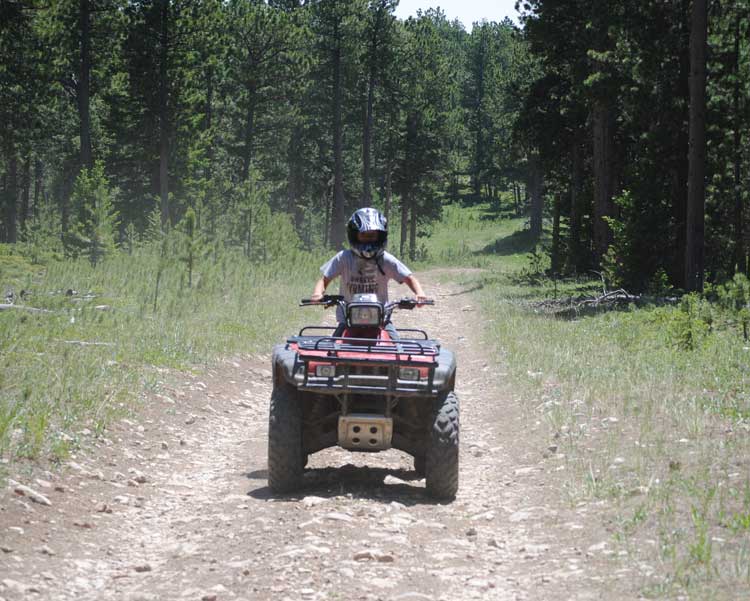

268,293,459,499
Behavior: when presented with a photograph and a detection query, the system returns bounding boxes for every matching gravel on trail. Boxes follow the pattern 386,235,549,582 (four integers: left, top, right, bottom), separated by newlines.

0,271,631,601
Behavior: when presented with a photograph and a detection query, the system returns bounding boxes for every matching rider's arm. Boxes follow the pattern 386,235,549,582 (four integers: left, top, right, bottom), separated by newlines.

311,276,332,301
404,275,427,303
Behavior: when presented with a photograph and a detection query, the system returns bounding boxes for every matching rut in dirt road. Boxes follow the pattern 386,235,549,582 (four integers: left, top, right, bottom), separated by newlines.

1,271,626,601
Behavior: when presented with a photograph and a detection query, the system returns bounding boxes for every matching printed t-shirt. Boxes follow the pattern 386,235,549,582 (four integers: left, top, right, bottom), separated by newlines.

320,250,412,322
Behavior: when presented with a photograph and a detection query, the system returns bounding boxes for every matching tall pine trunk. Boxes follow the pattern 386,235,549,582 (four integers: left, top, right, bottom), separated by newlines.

384,163,392,222
732,10,745,275
567,141,583,272
287,125,304,233
33,159,43,217
329,20,346,249
78,0,92,170
551,193,561,275
400,192,408,258
685,0,708,292
592,101,614,263
362,9,382,206
241,83,256,182
409,201,417,261
529,154,543,239
20,156,30,232
205,64,214,174
158,0,170,228
3,155,18,243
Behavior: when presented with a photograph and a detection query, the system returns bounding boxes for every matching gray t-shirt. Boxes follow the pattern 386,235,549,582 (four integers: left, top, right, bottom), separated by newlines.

321,250,412,321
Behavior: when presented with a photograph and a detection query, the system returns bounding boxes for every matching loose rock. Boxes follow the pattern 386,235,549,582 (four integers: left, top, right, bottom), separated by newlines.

9,480,52,506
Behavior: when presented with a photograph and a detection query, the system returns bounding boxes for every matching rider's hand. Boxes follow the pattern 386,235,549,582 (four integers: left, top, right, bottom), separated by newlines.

416,295,428,307
311,293,323,302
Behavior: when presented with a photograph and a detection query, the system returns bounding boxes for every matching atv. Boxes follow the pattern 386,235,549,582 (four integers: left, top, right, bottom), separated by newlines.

267,293,459,500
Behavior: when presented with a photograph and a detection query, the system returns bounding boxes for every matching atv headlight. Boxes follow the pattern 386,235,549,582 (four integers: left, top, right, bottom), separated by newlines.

399,367,420,381
349,305,381,326
315,364,336,377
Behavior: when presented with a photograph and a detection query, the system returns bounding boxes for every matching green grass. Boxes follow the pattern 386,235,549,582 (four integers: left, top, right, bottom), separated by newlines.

427,205,750,598
0,242,323,464
415,200,530,269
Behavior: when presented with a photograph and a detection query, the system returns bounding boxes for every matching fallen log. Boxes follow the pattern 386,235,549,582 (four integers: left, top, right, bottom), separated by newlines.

0,304,56,314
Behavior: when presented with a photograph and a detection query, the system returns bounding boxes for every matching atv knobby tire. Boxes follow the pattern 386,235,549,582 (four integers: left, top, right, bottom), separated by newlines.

425,390,459,500
413,455,426,477
267,381,303,493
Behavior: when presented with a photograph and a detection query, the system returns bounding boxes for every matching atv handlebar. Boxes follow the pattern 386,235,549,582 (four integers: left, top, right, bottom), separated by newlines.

299,296,434,309
389,298,435,310
300,295,345,307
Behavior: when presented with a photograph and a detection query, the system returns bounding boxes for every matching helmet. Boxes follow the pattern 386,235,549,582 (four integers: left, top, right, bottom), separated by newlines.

347,207,388,259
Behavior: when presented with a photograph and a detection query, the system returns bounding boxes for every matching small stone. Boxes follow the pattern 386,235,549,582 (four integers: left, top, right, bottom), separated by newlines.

9,480,52,506
1,546,13,553
127,469,147,484
466,527,478,537
375,552,395,563
73,521,93,529
160,442,168,450
384,475,408,485
179,439,187,446
185,416,196,425
324,512,353,523
38,545,55,556
133,564,152,573
97,504,113,514
301,496,327,508
54,485,66,493
547,445,558,453
201,596,217,601
354,550,375,561
2,579,26,594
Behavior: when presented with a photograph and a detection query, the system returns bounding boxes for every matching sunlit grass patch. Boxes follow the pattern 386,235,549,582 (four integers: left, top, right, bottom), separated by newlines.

0,244,320,465
456,211,750,598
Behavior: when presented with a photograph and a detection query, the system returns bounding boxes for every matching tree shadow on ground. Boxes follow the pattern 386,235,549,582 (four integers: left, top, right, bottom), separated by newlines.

478,228,538,256
246,464,448,505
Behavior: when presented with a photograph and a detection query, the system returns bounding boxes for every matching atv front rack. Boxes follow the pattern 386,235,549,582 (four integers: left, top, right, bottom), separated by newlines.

295,336,439,357
288,334,440,397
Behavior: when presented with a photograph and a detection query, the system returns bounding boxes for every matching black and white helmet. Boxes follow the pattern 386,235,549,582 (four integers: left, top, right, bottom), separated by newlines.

347,207,388,259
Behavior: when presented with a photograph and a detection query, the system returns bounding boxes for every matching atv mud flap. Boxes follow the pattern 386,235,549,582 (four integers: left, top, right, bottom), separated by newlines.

338,414,393,451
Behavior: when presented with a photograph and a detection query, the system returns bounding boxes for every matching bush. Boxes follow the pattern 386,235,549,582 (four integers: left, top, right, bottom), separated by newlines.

66,162,119,266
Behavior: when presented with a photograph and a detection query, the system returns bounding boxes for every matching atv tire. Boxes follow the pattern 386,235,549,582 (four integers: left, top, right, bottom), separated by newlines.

267,380,303,493
425,390,459,500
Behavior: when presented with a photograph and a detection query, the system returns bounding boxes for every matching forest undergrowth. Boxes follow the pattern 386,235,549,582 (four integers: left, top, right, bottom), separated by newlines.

423,204,750,599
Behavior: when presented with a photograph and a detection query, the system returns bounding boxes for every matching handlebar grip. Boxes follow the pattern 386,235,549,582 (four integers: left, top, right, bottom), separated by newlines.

300,294,345,307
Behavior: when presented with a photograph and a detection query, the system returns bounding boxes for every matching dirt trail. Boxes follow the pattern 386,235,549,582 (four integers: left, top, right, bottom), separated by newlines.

1,270,630,601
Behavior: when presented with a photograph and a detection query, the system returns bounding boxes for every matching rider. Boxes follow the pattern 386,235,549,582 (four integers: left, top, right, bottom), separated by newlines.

311,207,427,338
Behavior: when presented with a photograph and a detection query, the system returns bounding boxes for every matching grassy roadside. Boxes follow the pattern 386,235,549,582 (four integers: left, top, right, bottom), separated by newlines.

0,243,321,465
424,203,750,599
